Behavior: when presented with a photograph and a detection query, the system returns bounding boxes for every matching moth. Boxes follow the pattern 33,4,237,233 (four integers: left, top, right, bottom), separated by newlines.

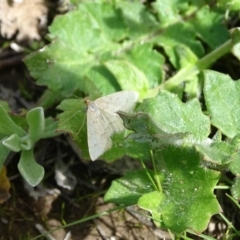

87,90,139,160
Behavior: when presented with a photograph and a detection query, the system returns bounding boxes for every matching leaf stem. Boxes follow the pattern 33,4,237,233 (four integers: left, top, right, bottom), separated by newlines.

30,206,124,240
140,158,159,192
158,39,232,91
219,212,240,236
197,39,232,69
151,150,162,192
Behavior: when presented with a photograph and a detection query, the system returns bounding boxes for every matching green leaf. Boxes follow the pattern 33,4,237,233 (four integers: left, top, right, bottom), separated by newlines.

231,177,240,200
49,2,126,48
152,147,221,233
116,1,158,38
124,43,165,87
18,150,44,186
26,107,45,144
155,23,204,69
41,117,61,139
105,147,221,233
137,91,210,140
104,59,149,97
101,131,151,162
0,106,26,136
24,2,121,96
189,6,229,49
152,0,181,26
75,2,127,42
2,134,22,152
0,101,10,111
104,169,157,205
24,41,94,95
85,68,119,97
57,99,89,158
0,143,10,171
118,111,189,149
218,0,240,11
228,134,240,175
195,140,236,165
173,44,198,69
231,28,240,61
203,70,240,138
138,191,165,223
24,1,158,98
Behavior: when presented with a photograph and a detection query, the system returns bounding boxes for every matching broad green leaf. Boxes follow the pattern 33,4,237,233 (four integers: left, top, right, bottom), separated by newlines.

104,60,149,97
49,3,118,52
124,43,165,88
0,106,26,136
118,111,189,148
195,141,236,165
24,40,95,96
119,111,236,167
116,1,158,38
18,150,44,186
203,70,240,138
155,23,204,69
57,99,89,158
104,169,157,205
152,0,181,26
76,2,127,42
85,67,120,97
152,147,221,233
173,45,198,69
102,131,151,162
24,2,122,96
138,191,165,222
26,107,45,144
105,147,221,233
137,91,210,140
49,2,126,46
189,6,229,49
25,1,158,98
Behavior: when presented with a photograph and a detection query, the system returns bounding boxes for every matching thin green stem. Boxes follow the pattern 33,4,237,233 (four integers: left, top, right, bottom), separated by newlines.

157,39,232,91
219,212,240,236
226,193,240,209
197,39,232,69
30,206,124,240
140,158,159,191
186,230,217,240
151,150,162,192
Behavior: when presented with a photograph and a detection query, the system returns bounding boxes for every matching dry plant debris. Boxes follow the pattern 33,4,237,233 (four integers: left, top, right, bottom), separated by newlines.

0,0,48,41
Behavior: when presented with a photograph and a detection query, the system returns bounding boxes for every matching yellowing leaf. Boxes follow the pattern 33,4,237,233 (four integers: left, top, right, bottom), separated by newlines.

0,166,11,204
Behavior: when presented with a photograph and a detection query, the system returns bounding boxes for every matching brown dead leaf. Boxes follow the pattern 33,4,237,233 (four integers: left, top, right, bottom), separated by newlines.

0,166,11,204
0,0,48,42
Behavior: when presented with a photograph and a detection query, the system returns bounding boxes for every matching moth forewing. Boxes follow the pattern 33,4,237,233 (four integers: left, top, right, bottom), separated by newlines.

87,90,139,161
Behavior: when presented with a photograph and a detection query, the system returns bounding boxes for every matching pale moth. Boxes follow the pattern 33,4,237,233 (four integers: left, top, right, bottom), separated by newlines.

87,90,139,161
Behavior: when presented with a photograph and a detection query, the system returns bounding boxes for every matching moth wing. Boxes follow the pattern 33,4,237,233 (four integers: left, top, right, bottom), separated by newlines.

87,104,114,161
87,91,139,160
95,90,139,114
